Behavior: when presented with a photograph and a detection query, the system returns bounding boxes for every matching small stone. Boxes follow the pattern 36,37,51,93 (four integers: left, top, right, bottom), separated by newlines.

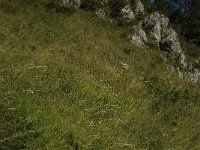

119,62,129,70
96,9,106,18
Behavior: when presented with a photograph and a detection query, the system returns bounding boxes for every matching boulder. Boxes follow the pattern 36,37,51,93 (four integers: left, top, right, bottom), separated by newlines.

134,0,145,15
131,29,147,47
143,12,163,45
160,28,182,54
121,5,135,20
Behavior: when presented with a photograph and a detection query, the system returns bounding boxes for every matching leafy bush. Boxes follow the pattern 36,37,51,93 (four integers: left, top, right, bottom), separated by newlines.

80,0,103,11
45,1,76,14
23,0,77,14
109,0,128,17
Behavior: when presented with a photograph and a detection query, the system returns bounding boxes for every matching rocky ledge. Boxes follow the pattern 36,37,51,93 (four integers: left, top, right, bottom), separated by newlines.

129,3,200,83
61,0,200,83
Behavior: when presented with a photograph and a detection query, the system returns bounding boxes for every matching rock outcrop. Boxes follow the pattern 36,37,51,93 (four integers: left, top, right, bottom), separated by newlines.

129,4,200,83
61,0,199,83
143,13,167,45
131,29,147,47
132,12,186,64
121,0,145,21
134,0,145,15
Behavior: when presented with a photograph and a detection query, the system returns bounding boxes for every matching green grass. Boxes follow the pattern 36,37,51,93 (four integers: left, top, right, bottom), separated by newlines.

0,1,200,149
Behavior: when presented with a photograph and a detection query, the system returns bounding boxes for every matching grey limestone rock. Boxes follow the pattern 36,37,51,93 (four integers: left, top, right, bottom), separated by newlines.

131,29,148,47
186,69,200,83
121,5,135,20
120,0,144,20
134,0,145,15
132,12,187,69
143,12,164,45
160,28,182,54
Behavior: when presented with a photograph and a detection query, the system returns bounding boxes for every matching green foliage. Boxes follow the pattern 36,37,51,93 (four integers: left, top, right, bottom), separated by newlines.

80,0,103,11
45,1,76,14
24,0,78,14
181,2,200,46
109,0,128,17
181,40,200,58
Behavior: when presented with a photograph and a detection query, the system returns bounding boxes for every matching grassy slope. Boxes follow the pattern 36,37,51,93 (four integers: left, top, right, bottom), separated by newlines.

0,1,200,149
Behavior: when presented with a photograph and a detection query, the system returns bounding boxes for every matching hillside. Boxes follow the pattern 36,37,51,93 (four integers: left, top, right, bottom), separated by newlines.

1,1,200,149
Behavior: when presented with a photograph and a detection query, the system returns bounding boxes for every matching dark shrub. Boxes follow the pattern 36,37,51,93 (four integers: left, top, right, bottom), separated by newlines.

81,0,103,11
109,0,128,17
45,1,76,14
